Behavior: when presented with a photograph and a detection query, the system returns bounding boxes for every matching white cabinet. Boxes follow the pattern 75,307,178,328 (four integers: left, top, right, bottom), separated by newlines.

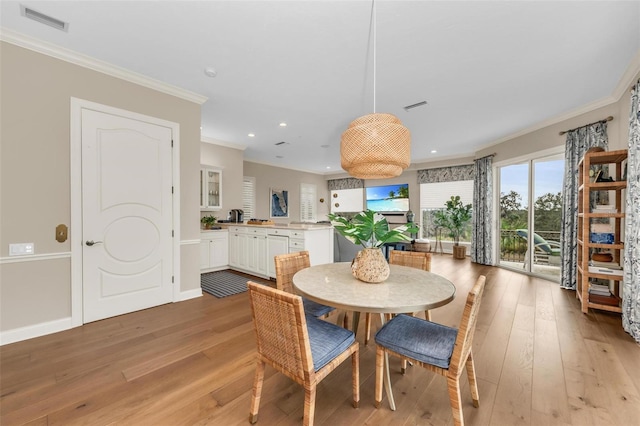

267,231,290,278
228,226,247,269
200,166,222,211
229,226,268,277
228,225,334,279
330,188,364,213
200,231,229,272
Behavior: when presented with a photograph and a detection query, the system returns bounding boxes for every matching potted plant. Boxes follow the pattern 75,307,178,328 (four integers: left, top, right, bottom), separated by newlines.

433,196,472,259
328,210,419,283
201,214,217,229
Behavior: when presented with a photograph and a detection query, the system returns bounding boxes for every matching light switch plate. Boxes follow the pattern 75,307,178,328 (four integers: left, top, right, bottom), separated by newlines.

9,243,34,256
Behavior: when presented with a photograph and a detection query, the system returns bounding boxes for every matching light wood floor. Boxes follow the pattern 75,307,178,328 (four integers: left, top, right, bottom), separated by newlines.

2,256,639,425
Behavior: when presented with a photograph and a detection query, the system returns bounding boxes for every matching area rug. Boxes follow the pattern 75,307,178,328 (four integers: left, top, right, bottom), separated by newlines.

201,270,253,298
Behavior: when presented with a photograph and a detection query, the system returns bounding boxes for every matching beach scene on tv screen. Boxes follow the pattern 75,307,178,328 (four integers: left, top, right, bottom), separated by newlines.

366,184,409,212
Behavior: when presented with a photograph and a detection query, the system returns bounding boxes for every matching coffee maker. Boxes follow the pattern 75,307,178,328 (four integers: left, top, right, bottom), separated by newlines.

229,209,244,223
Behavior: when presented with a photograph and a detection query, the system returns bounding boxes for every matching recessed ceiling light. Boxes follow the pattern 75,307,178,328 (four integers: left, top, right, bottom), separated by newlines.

326,166,331,169
248,133,255,137
279,122,287,127
276,155,284,159
204,67,217,78
431,150,437,154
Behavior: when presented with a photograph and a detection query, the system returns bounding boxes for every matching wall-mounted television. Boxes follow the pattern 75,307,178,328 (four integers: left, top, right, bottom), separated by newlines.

365,183,409,213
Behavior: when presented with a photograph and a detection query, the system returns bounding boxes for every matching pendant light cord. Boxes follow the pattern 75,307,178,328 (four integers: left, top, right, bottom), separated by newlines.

373,0,376,113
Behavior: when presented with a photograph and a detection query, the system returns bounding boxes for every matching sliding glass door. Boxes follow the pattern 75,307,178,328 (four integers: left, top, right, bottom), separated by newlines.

498,153,564,281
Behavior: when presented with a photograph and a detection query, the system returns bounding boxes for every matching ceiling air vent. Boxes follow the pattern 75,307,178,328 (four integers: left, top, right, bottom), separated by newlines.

21,5,69,32
403,101,428,111
274,141,289,146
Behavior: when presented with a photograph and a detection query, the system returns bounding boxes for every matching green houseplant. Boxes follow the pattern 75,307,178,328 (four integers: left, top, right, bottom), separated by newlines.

200,214,217,229
328,210,419,283
433,196,472,259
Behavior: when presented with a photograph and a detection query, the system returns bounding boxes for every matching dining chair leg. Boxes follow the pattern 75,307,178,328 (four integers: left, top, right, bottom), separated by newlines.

352,349,360,408
447,376,464,426
249,360,265,424
374,346,384,408
364,313,372,345
465,351,480,407
303,384,317,426
424,309,432,321
352,311,361,337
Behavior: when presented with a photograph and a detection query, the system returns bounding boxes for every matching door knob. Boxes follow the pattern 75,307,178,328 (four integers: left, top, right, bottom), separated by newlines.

85,240,103,246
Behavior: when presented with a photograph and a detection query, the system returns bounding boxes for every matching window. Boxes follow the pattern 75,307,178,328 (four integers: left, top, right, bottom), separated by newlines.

497,153,564,280
242,176,256,219
300,183,317,222
419,180,474,242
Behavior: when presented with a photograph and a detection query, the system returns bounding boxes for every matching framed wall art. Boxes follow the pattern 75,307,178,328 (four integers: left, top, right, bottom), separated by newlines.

270,188,289,218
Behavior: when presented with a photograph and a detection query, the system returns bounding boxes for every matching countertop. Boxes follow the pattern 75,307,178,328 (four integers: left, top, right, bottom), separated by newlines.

203,222,333,231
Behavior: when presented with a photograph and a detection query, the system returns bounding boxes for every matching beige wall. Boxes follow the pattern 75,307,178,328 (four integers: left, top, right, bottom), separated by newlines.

0,42,202,332
243,162,330,222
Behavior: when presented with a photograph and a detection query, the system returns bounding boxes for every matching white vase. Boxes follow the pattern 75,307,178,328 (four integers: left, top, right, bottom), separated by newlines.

351,248,390,283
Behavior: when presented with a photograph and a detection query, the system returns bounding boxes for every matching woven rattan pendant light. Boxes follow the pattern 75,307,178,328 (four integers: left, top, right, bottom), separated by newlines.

341,1,411,179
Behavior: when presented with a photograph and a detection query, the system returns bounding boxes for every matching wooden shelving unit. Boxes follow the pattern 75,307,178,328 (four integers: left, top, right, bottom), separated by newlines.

576,149,627,313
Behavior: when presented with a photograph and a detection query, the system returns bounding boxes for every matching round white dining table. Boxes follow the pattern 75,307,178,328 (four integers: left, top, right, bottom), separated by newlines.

293,261,456,410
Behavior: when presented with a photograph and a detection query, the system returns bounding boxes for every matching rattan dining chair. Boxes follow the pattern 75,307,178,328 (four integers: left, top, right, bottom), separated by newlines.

247,281,360,426
274,251,336,318
374,275,486,426
364,250,432,345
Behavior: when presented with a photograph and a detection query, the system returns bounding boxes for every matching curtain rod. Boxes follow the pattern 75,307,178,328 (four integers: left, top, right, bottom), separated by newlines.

474,153,496,160
559,116,613,136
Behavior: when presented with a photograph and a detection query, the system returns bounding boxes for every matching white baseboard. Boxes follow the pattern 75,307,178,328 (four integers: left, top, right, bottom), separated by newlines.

179,288,202,301
1,291,203,345
0,317,73,346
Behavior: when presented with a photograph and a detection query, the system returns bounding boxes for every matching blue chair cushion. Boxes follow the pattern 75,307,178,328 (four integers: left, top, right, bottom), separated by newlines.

375,314,458,369
303,298,335,318
306,315,355,371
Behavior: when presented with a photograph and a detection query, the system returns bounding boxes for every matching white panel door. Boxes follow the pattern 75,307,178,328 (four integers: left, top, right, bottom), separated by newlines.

82,109,173,323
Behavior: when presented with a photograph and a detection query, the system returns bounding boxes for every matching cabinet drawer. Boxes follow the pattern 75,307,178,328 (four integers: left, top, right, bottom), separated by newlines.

289,239,305,250
268,228,291,237
247,227,267,236
290,230,305,239
229,226,247,233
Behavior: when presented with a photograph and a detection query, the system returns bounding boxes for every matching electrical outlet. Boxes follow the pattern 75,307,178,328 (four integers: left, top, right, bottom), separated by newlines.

9,243,34,256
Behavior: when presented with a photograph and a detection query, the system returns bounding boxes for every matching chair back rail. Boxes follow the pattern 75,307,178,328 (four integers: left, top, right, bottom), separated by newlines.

389,250,431,271
275,251,311,294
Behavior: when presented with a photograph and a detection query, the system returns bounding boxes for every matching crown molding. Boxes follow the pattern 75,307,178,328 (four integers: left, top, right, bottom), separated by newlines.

475,49,640,152
0,28,208,105
201,136,246,151
611,49,640,100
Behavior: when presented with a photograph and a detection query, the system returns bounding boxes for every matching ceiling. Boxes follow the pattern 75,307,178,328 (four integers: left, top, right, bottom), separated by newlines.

2,1,639,175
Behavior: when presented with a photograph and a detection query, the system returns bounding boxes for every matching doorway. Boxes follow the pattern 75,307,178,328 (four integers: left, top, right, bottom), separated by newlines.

497,153,564,281
70,99,180,325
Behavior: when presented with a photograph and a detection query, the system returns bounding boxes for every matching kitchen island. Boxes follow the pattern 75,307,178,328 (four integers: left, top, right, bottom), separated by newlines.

203,223,334,278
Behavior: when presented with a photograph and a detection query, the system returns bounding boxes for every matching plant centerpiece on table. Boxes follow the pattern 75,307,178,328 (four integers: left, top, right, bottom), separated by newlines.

433,195,472,259
200,214,217,229
329,210,419,283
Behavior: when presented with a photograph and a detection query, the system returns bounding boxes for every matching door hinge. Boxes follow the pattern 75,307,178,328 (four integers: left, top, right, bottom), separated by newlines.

172,275,174,283
171,186,174,194
171,139,174,148
172,230,174,237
